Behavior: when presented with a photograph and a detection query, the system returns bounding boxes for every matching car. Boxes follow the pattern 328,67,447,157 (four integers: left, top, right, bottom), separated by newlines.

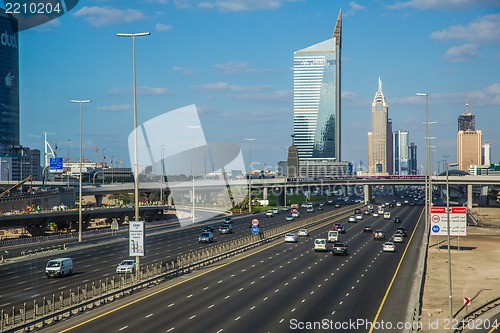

363,210,371,215
392,234,404,243
284,233,298,243
317,205,323,210
396,227,407,237
282,206,289,212
297,229,309,237
272,208,279,215
348,216,356,223
332,242,348,256
218,223,233,234
384,212,391,219
334,204,340,208
394,217,402,223
116,260,136,274
306,207,314,213
356,214,363,220
363,225,373,232
285,215,294,221
383,241,396,252
354,208,361,214
333,223,345,233
373,230,386,240
202,225,214,232
224,217,233,224
372,212,379,217
314,238,328,252
291,209,300,218
198,231,214,243
396,202,402,207
266,210,274,217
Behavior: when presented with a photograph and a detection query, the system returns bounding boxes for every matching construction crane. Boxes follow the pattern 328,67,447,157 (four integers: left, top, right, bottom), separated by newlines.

0,175,33,198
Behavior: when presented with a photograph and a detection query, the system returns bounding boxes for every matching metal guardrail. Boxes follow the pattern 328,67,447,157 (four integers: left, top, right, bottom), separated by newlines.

0,205,358,332
451,296,500,333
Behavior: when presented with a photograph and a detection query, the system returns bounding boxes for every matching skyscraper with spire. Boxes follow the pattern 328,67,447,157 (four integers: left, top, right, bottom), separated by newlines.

457,102,482,171
368,78,392,174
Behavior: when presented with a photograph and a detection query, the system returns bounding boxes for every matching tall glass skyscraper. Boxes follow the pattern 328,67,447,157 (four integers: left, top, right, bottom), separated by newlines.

368,78,390,174
394,130,409,175
293,10,342,162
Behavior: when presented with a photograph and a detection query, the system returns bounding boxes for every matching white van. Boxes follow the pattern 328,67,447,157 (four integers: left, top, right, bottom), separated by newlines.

45,258,73,278
384,212,391,219
314,238,328,252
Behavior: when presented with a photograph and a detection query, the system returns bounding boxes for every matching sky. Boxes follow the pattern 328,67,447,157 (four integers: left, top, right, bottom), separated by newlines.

10,0,500,174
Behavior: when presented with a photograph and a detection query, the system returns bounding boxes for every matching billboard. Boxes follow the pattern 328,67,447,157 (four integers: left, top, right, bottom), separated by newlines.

430,206,467,236
129,221,145,256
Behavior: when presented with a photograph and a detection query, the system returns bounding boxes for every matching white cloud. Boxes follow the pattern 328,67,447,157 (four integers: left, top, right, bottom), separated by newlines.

110,86,172,95
96,104,132,111
388,0,497,10
155,23,173,31
173,0,299,12
345,1,365,16
431,13,500,44
172,66,197,75
443,43,478,62
73,6,147,27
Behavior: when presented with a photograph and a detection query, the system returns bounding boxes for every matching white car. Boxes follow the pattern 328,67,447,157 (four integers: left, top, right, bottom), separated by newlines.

266,210,274,217
396,202,402,207
116,260,136,274
372,212,379,217
285,215,294,221
297,229,309,237
392,234,404,243
355,214,363,220
284,233,298,243
348,215,356,223
383,242,396,252
306,207,314,213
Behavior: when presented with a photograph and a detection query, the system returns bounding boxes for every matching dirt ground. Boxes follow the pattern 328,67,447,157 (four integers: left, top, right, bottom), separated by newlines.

419,208,500,332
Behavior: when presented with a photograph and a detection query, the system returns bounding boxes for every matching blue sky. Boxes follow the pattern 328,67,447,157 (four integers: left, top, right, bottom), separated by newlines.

13,0,500,174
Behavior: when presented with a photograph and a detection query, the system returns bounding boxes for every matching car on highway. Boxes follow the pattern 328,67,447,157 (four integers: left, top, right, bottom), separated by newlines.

282,206,289,212
291,209,300,218
306,207,314,213
392,234,404,243
297,229,309,237
266,210,274,217
334,203,341,208
198,231,214,244
384,212,391,219
363,225,373,232
202,225,214,232
356,213,363,220
363,210,371,215
332,242,348,256
333,223,345,233
396,227,407,237
372,212,379,217
272,208,279,215
223,217,233,224
394,217,402,223
314,238,328,252
373,230,386,240
218,223,233,234
348,215,356,223
116,260,136,274
383,241,396,252
285,215,294,221
396,202,402,207
284,233,298,243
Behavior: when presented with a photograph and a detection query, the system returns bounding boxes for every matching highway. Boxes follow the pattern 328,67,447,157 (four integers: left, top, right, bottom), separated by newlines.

37,203,425,333
0,203,354,311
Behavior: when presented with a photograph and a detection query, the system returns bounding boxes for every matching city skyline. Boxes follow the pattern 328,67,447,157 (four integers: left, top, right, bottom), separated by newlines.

10,1,500,173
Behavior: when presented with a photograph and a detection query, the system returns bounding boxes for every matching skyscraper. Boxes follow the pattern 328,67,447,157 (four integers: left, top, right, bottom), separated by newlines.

394,130,409,175
409,142,418,175
482,142,491,166
293,10,341,161
368,78,391,174
457,103,482,171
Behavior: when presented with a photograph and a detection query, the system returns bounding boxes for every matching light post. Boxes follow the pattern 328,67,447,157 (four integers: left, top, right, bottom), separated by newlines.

446,162,458,320
67,139,71,187
160,145,164,204
244,138,255,213
71,99,91,243
187,126,200,224
111,155,114,183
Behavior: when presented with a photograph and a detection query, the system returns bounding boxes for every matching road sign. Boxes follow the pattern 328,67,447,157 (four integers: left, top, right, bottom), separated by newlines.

251,226,260,234
464,297,471,306
49,157,64,173
251,218,260,226
430,206,467,236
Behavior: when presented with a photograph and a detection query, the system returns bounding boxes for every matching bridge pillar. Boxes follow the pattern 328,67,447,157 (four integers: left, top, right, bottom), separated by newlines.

263,187,268,202
275,186,285,206
167,193,173,206
94,195,103,207
479,185,489,207
364,185,371,205
467,184,473,209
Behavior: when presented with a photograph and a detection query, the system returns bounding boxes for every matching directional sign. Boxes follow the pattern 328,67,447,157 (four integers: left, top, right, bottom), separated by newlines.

251,226,260,234
464,297,471,306
430,206,467,236
49,157,64,173
251,218,260,226
432,225,440,233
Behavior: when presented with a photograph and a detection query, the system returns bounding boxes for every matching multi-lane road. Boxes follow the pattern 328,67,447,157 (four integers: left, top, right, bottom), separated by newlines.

7,201,426,333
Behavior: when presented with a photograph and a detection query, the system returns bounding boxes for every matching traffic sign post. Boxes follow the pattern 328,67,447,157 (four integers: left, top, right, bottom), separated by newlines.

251,226,260,234
430,206,467,236
251,218,260,227
464,297,471,312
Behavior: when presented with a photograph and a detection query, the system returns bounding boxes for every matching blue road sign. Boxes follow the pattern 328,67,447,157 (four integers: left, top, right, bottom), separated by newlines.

432,225,440,233
251,226,260,234
49,157,64,173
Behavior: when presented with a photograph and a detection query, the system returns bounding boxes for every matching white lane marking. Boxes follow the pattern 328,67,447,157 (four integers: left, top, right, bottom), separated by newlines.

208,304,214,309
167,328,175,332
189,315,196,320
146,313,153,318
168,303,175,307
119,326,128,331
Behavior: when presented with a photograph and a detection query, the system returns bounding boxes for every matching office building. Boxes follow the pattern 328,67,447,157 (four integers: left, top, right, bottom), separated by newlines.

482,142,491,166
457,104,482,172
458,108,475,131
409,142,418,175
293,10,342,174
394,130,409,175
368,78,391,174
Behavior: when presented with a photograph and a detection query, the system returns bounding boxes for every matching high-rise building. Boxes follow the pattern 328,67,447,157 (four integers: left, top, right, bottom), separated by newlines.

409,142,418,175
0,13,20,150
457,104,482,171
368,78,391,174
293,10,341,162
394,130,409,175
482,142,491,166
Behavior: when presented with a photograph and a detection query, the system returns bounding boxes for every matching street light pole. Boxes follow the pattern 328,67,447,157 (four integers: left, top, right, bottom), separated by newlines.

187,126,200,224
71,99,91,243
244,138,255,213
160,145,164,204
67,139,71,187
446,162,458,320
416,93,430,239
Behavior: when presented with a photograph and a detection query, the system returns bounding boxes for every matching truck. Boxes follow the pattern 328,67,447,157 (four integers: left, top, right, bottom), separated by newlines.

327,230,339,243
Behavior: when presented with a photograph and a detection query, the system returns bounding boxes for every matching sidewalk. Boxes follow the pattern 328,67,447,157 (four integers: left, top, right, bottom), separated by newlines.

419,209,500,332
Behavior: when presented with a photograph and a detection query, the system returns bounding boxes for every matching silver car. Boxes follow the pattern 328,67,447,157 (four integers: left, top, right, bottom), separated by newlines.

284,233,298,243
